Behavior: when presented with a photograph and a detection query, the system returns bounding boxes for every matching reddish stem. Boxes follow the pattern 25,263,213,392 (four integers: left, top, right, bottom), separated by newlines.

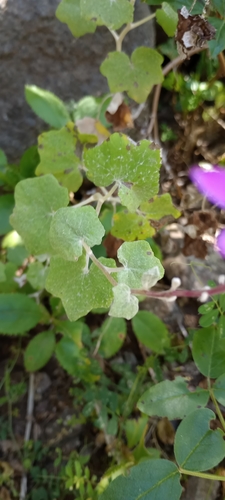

131,284,225,299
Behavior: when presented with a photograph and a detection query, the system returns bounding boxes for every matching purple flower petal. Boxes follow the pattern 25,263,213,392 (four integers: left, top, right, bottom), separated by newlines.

189,164,225,210
217,229,225,259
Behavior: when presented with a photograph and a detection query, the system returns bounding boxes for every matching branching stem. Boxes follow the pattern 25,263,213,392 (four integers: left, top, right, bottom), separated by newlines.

82,241,117,286
110,13,156,52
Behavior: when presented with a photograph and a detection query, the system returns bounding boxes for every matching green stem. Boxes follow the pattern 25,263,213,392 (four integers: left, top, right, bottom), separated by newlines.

110,12,156,52
209,387,225,433
82,241,117,287
95,182,118,216
179,467,225,481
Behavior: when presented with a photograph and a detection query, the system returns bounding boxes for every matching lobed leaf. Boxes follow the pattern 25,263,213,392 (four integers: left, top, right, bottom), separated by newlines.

109,283,139,320
140,194,181,220
50,206,105,260
46,255,116,321
112,211,155,241
117,241,164,290
84,133,161,211
56,0,97,37
100,48,163,103
10,174,69,256
80,0,133,30
36,124,82,192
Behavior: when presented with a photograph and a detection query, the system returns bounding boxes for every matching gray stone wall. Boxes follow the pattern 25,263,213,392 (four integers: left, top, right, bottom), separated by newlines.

0,0,154,161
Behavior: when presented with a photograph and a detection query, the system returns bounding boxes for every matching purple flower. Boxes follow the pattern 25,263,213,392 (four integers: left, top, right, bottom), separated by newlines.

189,164,225,258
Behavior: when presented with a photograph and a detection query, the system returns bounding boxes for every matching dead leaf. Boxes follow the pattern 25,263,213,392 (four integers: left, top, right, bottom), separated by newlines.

156,418,175,445
0,487,12,500
105,93,133,130
76,117,110,144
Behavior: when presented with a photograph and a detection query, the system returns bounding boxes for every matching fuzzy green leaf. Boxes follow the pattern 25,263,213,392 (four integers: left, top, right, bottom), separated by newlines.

80,0,133,30
174,409,225,471
100,459,182,500
109,283,139,320
50,206,105,260
0,294,41,335
10,175,69,256
117,241,164,290
193,326,225,378
156,3,178,37
56,0,97,37
138,377,209,419
25,85,70,128
24,331,55,371
140,194,180,220
132,310,170,354
84,134,161,211
112,211,155,241
36,125,82,192
100,49,163,103
46,255,116,321
99,317,126,358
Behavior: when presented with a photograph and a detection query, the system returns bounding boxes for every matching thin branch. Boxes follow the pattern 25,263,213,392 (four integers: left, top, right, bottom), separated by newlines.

131,284,225,299
82,241,117,286
19,373,35,500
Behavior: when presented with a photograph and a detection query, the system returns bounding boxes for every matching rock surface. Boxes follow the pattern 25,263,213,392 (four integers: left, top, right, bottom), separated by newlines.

0,0,155,161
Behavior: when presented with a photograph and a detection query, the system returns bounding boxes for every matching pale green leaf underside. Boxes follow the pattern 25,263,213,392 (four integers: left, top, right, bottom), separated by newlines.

109,283,139,320
25,85,70,128
138,377,209,419
117,241,164,290
50,206,105,260
10,175,69,256
174,409,225,471
84,133,161,211
46,255,116,321
0,294,41,335
56,0,97,37
100,48,164,103
36,125,82,193
100,459,182,500
80,0,133,30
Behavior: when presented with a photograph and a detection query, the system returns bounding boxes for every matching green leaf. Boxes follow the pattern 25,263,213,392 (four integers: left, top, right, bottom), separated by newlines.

111,211,155,241
98,317,126,358
198,301,215,314
156,3,178,37
80,0,133,30
55,336,81,375
100,48,163,103
0,263,18,293
50,206,105,260
0,294,41,335
10,174,69,256
0,149,7,167
174,409,225,471
36,124,82,192
218,315,225,337
99,459,182,500
19,146,40,179
132,310,170,354
144,0,203,12
0,262,6,283
46,255,116,321
26,262,49,290
24,331,55,371
125,416,148,449
56,0,97,37
199,309,219,327
208,17,225,58
212,374,225,406
109,283,139,320
138,377,209,419
55,320,83,345
25,85,70,128
0,194,14,235
211,0,225,16
84,134,161,211
7,246,29,266
193,326,225,378
117,241,164,290
140,194,180,220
